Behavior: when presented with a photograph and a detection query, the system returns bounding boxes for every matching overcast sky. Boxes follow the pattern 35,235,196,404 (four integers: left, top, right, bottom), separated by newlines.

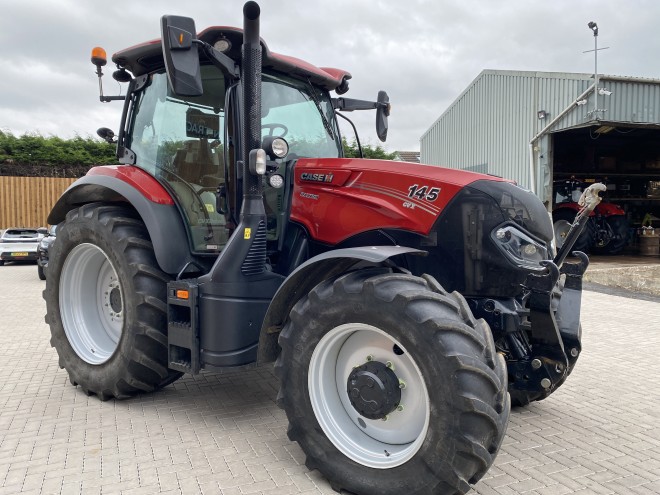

1,0,658,153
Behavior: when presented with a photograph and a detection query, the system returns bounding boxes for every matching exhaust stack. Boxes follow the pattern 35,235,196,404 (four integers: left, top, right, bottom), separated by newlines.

203,1,270,283
241,1,263,207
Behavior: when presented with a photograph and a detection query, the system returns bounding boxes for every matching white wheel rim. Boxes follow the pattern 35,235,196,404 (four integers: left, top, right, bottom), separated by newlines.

554,219,572,248
308,323,430,468
59,243,124,364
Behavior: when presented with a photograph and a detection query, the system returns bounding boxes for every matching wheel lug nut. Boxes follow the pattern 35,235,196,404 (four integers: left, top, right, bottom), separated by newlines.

366,355,373,362
541,378,552,389
397,405,404,412
386,361,393,369
381,415,388,422
398,380,406,389
531,359,542,370
570,348,579,358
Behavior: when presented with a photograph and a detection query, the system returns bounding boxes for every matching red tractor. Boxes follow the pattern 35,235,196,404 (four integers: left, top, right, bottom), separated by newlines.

44,3,593,494
553,178,629,254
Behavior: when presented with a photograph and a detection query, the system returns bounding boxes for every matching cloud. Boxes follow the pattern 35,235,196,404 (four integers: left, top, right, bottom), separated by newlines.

0,0,658,152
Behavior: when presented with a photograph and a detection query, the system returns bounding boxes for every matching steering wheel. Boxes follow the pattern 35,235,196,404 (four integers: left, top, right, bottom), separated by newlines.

262,123,288,137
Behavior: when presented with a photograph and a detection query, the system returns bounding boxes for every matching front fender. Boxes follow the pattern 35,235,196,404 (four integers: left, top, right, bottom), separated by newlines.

256,245,425,364
48,166,196,275
595,202,626,216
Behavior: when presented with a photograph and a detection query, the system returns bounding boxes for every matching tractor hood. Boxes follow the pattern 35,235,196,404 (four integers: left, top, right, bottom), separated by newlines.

290,157,550,245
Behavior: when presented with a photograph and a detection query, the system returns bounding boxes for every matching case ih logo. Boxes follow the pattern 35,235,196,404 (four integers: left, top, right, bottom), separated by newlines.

301,173,334,183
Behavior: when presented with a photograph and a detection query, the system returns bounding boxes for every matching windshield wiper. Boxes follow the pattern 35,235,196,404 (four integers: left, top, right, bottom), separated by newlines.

306,79,335,141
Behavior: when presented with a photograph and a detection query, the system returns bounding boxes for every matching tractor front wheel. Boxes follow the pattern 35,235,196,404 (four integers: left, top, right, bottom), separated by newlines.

553,209,594,253
276,268,510,495
44,203,182,400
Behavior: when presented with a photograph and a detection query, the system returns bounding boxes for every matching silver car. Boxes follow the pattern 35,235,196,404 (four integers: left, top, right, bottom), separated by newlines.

0,228,43,265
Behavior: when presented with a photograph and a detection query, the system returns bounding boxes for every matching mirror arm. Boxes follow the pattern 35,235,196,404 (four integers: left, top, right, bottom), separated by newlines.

193,40,240,79
94,64,127,103
332,97,378,112
100,95,126,102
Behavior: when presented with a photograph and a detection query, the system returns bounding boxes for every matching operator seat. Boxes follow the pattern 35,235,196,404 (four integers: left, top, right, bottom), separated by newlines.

171,139,224,186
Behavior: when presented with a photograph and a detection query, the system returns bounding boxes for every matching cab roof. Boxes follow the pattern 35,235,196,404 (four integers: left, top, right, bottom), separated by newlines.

112,26,351,92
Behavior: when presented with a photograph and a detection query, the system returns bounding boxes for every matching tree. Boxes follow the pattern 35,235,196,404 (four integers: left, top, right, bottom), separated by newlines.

342,138,396,160
0,131,117,177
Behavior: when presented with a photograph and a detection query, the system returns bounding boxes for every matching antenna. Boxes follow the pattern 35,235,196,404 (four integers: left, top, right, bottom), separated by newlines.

583,21,611,119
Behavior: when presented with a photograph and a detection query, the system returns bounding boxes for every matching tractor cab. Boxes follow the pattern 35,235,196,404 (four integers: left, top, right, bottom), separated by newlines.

122,65,341,254
90,25,384,260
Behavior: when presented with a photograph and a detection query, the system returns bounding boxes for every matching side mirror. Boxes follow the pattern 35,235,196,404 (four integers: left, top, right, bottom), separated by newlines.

376,91,390,142
97,127,116,143
161,15,203,96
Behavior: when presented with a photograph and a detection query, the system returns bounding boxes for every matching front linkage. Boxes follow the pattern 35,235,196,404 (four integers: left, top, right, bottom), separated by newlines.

475,183,603,405
510,253,588,403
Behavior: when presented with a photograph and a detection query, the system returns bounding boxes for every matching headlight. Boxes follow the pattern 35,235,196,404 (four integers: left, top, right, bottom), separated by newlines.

492,225,549,270
262,136,289,160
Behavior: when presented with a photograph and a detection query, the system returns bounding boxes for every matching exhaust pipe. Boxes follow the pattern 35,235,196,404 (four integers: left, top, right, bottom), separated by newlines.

241,1,263,207
202,1,268,283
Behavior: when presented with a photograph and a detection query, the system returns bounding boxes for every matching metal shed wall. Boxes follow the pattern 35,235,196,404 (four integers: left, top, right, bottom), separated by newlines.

421,70,593,190
590,76,660,125
421,70,660,196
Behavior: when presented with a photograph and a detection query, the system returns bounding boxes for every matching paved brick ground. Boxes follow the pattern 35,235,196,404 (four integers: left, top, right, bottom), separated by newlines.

0,263,659,494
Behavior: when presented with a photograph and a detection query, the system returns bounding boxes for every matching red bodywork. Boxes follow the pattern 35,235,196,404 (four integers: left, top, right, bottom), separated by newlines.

291,158,507,245
554,201,625,217
112,26,351,92
87,166,174,205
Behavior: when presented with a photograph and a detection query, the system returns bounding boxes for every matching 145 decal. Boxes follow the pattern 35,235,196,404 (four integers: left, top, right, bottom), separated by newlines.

407,184,440,202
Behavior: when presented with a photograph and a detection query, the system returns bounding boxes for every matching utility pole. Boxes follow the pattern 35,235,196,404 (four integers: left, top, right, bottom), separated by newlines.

584,21,610,119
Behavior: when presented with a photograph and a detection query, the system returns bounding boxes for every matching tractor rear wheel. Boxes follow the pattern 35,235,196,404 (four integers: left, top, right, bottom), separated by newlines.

275,268,510,495
593,215,629,255
44,203,182,400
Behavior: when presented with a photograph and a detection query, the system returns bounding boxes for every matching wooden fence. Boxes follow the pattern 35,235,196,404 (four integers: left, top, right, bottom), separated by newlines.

0,176,76,229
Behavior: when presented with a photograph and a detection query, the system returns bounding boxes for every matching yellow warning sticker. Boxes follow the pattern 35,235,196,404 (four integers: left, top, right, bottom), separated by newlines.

244,228,251,239
205,203,214,213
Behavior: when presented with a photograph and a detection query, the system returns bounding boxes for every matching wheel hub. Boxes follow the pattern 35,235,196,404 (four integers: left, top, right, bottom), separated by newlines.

109,286,122,313
347,361,401,420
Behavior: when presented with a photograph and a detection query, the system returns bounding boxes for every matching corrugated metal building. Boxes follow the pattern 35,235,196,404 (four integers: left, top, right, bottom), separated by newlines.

420,70,660,226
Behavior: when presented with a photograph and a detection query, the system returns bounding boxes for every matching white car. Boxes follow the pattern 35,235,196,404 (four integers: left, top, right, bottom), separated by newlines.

0,228,44,265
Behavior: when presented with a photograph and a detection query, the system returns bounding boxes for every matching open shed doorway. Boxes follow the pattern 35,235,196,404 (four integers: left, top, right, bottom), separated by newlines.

550,124,660,256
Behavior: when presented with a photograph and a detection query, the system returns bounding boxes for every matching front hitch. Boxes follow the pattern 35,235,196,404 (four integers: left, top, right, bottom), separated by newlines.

510,251,589,398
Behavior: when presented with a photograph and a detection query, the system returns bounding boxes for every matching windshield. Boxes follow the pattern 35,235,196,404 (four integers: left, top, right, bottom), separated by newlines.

262,73,341,158
129,66,228,254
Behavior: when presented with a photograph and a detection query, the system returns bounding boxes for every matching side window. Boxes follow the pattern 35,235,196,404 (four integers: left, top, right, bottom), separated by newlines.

129,67,229,253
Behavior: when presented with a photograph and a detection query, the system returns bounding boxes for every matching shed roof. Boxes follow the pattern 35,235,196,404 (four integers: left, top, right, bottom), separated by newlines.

394,151,420,163
422,69,660,141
